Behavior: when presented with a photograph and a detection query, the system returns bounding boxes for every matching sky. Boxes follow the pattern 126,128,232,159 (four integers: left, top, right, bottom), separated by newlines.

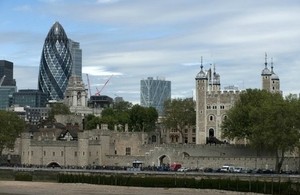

1,0,300,104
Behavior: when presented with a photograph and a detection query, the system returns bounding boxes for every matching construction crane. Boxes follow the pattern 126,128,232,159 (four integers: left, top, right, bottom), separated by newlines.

86,74,92,98
0,75,5,86
97,74,113,96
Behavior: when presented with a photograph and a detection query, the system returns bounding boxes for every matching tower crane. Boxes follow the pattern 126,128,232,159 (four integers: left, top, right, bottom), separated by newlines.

86,74,92,98
97,74,113,96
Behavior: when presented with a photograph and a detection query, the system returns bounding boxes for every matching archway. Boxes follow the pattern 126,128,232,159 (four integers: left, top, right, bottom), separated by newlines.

209,128,214,137
47,162,61,168
158,154,171,167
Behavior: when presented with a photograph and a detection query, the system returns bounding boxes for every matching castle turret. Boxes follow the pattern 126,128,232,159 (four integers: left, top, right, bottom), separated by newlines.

261,53,272,91
77,131,89,166
270,58,280,93
20,132,32,165
195,57,208,144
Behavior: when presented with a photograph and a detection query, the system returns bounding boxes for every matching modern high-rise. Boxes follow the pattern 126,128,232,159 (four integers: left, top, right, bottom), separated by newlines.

0,60,16,86
0,60,17,110
13,89,48,107
38,22,73,100
140,77,171,116
69,39,82,78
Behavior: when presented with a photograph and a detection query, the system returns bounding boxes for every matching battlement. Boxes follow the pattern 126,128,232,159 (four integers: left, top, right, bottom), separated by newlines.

206,90,243,97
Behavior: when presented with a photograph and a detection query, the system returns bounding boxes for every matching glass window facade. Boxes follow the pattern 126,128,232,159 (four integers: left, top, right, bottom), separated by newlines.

13,89,48,107
38,22,72,100
140,77,171,116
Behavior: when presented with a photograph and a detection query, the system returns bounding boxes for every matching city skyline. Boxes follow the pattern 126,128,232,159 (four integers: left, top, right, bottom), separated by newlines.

1,0,300,104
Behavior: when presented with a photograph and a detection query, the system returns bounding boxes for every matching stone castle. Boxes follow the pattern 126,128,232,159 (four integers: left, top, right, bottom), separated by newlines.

195,55,280,144
8,54,297,172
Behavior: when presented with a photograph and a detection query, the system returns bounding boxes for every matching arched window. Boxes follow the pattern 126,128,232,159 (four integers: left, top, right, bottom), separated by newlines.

209,115,214,121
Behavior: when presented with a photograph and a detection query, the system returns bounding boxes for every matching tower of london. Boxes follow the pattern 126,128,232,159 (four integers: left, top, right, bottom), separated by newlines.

195,54,280,145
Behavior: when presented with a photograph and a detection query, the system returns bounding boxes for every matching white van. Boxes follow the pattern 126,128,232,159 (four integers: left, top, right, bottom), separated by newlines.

220,165,235,173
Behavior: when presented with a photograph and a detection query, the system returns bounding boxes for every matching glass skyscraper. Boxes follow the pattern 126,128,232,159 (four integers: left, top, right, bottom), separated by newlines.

69,39,82,78
38,22,73,100
0,60,16,86
140,77,171,116
0,60,16,110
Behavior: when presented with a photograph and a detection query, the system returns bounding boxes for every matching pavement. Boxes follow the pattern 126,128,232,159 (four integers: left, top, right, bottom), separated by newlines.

0,181,263,195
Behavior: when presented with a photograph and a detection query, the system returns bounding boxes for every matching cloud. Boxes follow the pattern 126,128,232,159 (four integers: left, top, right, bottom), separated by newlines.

83,66,122,76
2,0,300,103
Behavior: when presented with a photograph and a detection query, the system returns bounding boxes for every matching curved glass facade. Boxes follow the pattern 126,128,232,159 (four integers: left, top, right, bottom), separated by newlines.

38,22,72,100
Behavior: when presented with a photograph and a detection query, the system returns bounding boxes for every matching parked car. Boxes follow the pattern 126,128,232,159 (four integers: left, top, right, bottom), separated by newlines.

233,167,246,173
170,163,182,171
220,165,235,173
177,167,189,172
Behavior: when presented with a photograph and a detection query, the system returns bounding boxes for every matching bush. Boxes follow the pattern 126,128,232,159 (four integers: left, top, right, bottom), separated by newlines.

14,172,32,181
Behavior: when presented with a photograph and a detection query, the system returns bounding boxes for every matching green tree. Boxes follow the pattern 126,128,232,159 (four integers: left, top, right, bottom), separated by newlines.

85,102,132,130
222,89,300,173
0,111,25,155
113,101,132,111
48,103,71,121
162,98,196,143
129,105,158,132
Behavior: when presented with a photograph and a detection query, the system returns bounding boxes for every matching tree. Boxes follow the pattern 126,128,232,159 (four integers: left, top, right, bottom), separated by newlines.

129,105,158,132
222,89,300,173
47,103,71,121
0,111,25,155
162,98,196,143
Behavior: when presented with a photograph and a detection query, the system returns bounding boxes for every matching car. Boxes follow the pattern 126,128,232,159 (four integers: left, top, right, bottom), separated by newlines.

177,167,189,172
220,165,235,173
233,167,246,173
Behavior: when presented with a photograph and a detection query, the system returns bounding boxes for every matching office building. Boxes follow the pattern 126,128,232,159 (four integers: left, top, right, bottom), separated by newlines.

0,60,17,110
0,60,16,86
140,77,171,116
69,39,82,78
13,89,48,107
0,86,16,110
38,21,73,100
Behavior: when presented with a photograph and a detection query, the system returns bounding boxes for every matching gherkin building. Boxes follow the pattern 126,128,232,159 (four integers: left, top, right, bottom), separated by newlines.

38,22,72,100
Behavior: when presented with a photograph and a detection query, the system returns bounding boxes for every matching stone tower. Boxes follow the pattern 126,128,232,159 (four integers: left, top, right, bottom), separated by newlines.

195,58,208,144
270,59,280,93
195,55,281,145
64,75,88,113
261,53,272,91
261,53,280,93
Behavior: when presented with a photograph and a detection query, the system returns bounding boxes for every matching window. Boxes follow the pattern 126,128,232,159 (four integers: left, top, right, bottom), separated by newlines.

192,137,196,143
184,129,188,133
53,152,55,156
151,135,157,143
31,151,33,156
125,147,131,155
192,128,196,133
61,151,63,157
209,115,214,121
44,151,46,156
74,152,77,157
